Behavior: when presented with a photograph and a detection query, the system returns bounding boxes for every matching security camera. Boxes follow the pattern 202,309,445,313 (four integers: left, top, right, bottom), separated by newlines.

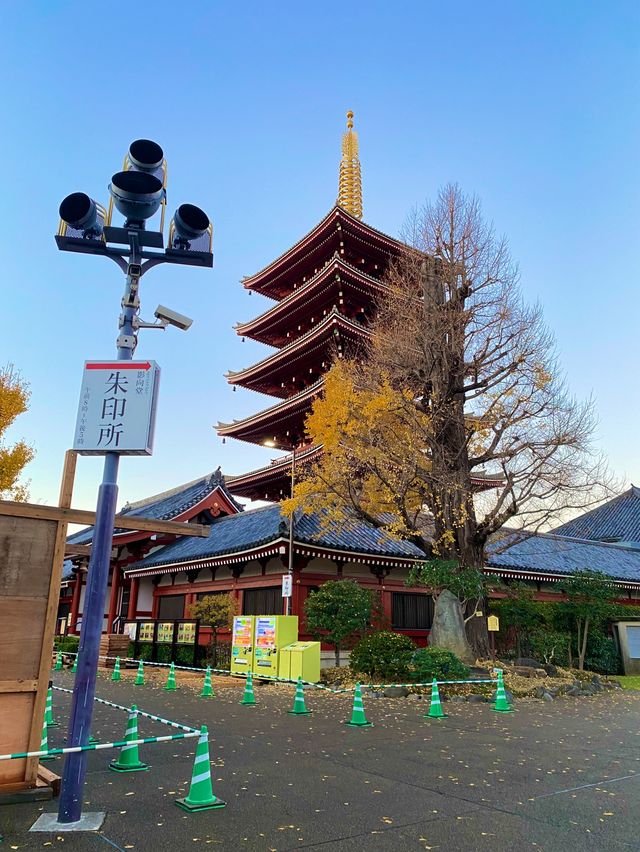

154,305,193,331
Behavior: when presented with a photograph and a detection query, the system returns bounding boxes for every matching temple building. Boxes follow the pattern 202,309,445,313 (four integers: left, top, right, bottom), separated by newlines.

60,115,640,663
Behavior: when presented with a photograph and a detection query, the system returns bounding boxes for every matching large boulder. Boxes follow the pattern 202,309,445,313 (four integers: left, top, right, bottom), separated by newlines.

383,686,409,698
430,590,474,663
515,657,542,668
511,665,547,678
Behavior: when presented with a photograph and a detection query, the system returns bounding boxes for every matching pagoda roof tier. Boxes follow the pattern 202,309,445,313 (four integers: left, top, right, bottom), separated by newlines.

242,206,405,301
226,446,323,501
226,309,369,397
235,255,388,347
217,381,323,447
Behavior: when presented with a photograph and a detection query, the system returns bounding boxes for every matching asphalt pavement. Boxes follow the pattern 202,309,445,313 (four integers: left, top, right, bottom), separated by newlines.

1,670,639,851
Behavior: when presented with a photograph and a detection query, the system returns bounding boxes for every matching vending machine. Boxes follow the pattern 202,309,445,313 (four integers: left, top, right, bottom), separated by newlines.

230,615,255,675
252,615,298,677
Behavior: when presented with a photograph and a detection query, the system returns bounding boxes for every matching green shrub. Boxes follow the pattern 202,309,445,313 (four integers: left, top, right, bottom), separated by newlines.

156,645,173,663
529,629,571,666
133,642,154,662
411,647,469,682
584,634,622,675
54,635,80,653
350,631,416,681
175,645,199,667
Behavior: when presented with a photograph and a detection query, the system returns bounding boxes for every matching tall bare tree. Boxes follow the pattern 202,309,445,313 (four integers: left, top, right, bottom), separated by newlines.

286,184,611,657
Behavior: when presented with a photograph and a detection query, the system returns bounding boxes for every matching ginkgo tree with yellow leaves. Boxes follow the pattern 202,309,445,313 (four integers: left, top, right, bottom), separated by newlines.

284,184,611,659
0,364,34,501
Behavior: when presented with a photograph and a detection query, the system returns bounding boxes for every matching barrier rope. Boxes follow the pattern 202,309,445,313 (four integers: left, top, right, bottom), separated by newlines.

57,652,497,694
52,685,198,732
0,730,200,762
331,678,497,694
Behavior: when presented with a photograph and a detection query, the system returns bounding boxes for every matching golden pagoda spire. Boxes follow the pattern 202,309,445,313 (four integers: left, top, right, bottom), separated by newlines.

338,110,363,219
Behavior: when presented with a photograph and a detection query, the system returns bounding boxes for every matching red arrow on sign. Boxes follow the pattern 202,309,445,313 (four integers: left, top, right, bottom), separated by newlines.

86,362,152,371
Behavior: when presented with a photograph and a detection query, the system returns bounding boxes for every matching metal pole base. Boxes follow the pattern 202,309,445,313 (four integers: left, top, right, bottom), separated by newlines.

30,812,106,832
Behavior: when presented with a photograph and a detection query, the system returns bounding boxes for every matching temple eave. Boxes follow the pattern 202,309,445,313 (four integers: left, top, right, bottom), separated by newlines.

235,258,387,345
243,206,405,299
226,311,370,393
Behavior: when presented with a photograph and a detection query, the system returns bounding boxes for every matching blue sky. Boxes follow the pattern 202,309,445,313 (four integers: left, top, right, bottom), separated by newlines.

1,1,639,512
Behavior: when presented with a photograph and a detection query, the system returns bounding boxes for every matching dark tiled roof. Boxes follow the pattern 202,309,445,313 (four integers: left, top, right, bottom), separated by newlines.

127,504,425,572
487,531,640,583
67,469,243,546
552,487,640,544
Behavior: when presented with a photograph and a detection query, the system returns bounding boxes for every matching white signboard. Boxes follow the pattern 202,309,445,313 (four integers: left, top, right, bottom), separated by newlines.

282,573,292,598
73,360,160,455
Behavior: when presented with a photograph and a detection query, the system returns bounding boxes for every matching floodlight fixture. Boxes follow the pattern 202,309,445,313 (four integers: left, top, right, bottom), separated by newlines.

169,203,211,250
109,170,164,225
58,192,104,240
126,139,164,174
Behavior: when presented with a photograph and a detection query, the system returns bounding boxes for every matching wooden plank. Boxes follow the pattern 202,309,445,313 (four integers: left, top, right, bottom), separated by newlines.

0,680,38,694
27,453,78,783
65,543,91,556
0,501,208,537
37,764,61,795
0,516,58,598
58,450,77,510
0,599,46,680
0,693,32,786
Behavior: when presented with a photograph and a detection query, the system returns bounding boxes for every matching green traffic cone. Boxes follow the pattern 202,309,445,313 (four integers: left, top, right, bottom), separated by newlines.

288,677,311,716
89,734,99,745
345,683,373,727
163,662,177,691
134,660,145,686
71,654,78,673
240,672,256,705
40,714,55,762
175,726,226,812
111,656,122,682
200,667,214,698
491,670,514,713
109,706,149,773
424,678,447,719
44,683,58,728
54,651,62,671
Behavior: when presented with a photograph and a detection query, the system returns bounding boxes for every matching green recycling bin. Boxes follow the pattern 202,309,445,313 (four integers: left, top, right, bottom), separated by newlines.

279,641,321,683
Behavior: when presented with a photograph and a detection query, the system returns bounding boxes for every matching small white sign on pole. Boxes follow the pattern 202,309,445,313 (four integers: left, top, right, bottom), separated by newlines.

282,573,292,598
73,360,160,456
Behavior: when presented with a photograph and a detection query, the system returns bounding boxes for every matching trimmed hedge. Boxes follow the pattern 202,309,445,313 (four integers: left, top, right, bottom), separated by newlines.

54,635,80,653
411,647,469,682
350,631,416,681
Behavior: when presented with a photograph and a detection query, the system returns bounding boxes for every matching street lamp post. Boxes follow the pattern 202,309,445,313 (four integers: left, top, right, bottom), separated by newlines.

54,139,212,828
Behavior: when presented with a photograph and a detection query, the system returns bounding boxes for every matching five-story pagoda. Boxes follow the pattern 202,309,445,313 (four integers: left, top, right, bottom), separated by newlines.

218,113,405,500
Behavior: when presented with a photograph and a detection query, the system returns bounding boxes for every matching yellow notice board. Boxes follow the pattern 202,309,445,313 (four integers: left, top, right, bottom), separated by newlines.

157,622,174,643
177,622,197,644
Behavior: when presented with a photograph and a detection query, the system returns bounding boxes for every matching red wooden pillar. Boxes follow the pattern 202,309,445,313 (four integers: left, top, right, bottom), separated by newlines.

106,564,120,633
69,572,83,634
127,577,139,620
382,587,393,627
185,592,196,617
